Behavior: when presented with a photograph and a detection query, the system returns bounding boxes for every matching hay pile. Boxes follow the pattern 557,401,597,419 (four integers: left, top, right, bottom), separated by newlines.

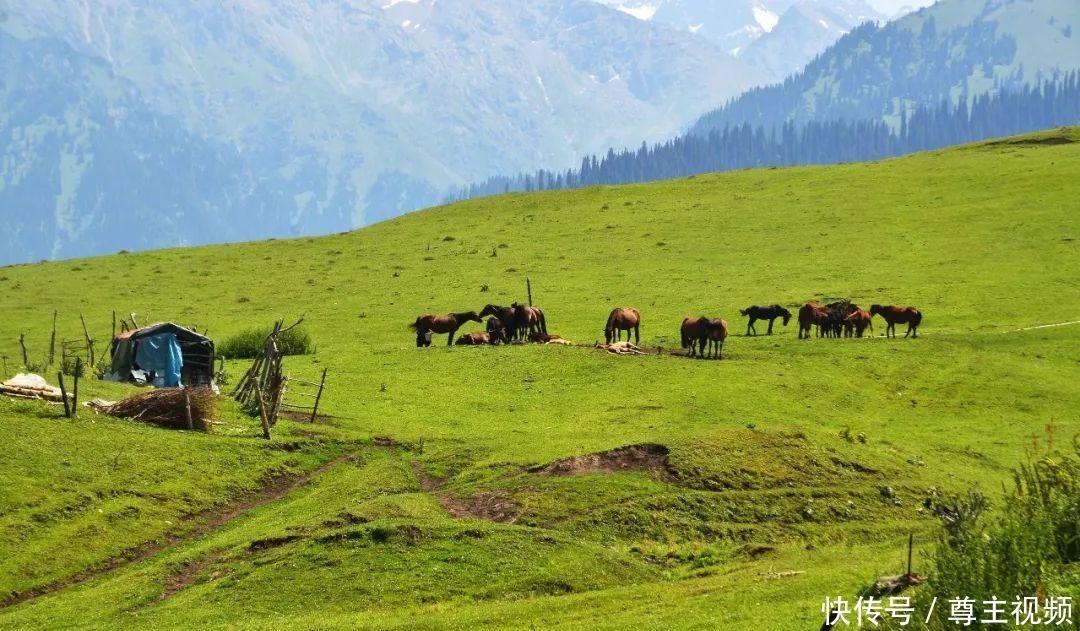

98,388,216,432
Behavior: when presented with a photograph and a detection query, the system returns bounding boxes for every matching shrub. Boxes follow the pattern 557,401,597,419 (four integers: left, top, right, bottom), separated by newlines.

881,438,1079,630
218,325,314,359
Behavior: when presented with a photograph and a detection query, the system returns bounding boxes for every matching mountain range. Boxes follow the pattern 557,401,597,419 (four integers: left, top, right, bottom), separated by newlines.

0,0,758,264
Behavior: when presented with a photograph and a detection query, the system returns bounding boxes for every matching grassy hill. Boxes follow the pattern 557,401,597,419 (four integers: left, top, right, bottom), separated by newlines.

0,128,1078,629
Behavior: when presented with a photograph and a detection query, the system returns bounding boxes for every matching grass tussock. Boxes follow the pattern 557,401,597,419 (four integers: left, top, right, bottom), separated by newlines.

218,325,314,359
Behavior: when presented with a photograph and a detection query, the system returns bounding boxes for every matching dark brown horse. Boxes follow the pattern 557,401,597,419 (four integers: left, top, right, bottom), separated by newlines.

485,317,508,344
681,316,711,358
797,302,829,339
870,305,922,338
605,307,640,344
823,301,858,338
479,304,517,340
843,308,873,338
740,304,792,336
410,311,482,346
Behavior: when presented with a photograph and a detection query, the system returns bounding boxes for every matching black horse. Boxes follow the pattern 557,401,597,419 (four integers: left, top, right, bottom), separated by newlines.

739,304,792,336
479,304,518,341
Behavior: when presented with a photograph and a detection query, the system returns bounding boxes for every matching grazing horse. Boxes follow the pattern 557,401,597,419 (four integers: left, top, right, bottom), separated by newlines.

797,302,830,339
680,316,711,358
740,304,792,336
511,302,548,340
455,332,492,345
844,308,873,338
409,311,482,346
479,304,518,340
870,305,922,338
605,307,641,344
707,318,729,359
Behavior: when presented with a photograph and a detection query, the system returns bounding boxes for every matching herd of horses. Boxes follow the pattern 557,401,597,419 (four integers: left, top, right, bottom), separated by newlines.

410,300,922,356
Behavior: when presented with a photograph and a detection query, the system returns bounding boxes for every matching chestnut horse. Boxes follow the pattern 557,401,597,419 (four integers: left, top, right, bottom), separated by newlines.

410,311,482,346
844,308,873,338
681,316,711,358
605,307,640,344
455,332,491,345
797,302,830,339
870,305,922,338
511,302,548,340
740,304,792,336
707,318,729,359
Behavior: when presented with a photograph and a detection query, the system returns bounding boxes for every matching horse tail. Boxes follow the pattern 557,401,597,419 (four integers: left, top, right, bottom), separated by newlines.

681,331,689,349
913,309,923,327
539,309,548,335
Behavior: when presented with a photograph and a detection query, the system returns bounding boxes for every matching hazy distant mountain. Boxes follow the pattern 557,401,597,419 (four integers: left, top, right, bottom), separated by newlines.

0,0,759,264
740,0,885,82
691,0,1080,135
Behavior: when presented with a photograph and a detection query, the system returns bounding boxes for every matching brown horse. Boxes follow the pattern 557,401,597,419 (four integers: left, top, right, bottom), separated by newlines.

454,332,492,345
409,311,482,346
681,316,711,358
605,308,640,344
843,308,873,338
511,302,548,340
869,305,922,338
797,302,830,339
707,318,729,359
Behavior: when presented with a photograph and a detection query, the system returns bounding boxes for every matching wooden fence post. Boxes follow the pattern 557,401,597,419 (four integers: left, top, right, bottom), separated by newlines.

57,372,70,418
184,391,194,430
906,533,914,577
526,277,533,306
310,368,328,423
49,311,57,365
72,358,80,417
19,334,28,368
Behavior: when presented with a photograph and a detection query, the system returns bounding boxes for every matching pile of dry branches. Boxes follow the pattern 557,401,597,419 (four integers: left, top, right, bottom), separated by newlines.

97,387,216,432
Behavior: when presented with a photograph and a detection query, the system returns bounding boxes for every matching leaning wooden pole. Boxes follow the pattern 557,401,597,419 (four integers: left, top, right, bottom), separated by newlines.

310,368,328,423
19,334,28,368
526,277,533,306
255,386,272,440
80,314,94,368
906,533,914,577
184,391,194,431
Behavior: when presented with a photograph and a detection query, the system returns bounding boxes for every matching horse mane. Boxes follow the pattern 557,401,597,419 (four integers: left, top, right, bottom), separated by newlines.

408,317,421,331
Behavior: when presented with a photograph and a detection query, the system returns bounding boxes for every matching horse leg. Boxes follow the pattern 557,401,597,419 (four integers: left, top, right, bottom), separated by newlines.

767,318,774,335
447,327,456,346
634,326,639,346
746,319,754,336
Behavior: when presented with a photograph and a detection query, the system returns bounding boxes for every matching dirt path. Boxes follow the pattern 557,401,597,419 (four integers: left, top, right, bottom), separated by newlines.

0,448,361,610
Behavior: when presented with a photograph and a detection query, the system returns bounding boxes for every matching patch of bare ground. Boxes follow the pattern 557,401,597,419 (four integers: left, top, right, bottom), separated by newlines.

439,491,518,524
158,551,224,602
1,448,360,610
528,443,679,482
411,461,443,492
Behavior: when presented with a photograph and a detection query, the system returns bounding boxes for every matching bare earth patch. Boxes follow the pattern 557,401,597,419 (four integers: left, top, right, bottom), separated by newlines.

439,491,518,524
528,443,678,482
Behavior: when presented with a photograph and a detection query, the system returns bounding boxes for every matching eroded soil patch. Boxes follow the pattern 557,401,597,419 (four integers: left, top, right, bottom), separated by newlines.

439,491,518,524
528,443,678,482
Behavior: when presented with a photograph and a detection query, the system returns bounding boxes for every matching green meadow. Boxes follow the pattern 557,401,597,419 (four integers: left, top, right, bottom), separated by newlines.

0,129,1077,629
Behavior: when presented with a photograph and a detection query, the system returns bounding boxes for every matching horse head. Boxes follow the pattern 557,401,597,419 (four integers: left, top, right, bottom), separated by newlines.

460,310,483,324
779,306,792,326
869,304,883,317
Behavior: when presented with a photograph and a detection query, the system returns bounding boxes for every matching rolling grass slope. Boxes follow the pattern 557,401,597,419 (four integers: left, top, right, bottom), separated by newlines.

0,129,1077,629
